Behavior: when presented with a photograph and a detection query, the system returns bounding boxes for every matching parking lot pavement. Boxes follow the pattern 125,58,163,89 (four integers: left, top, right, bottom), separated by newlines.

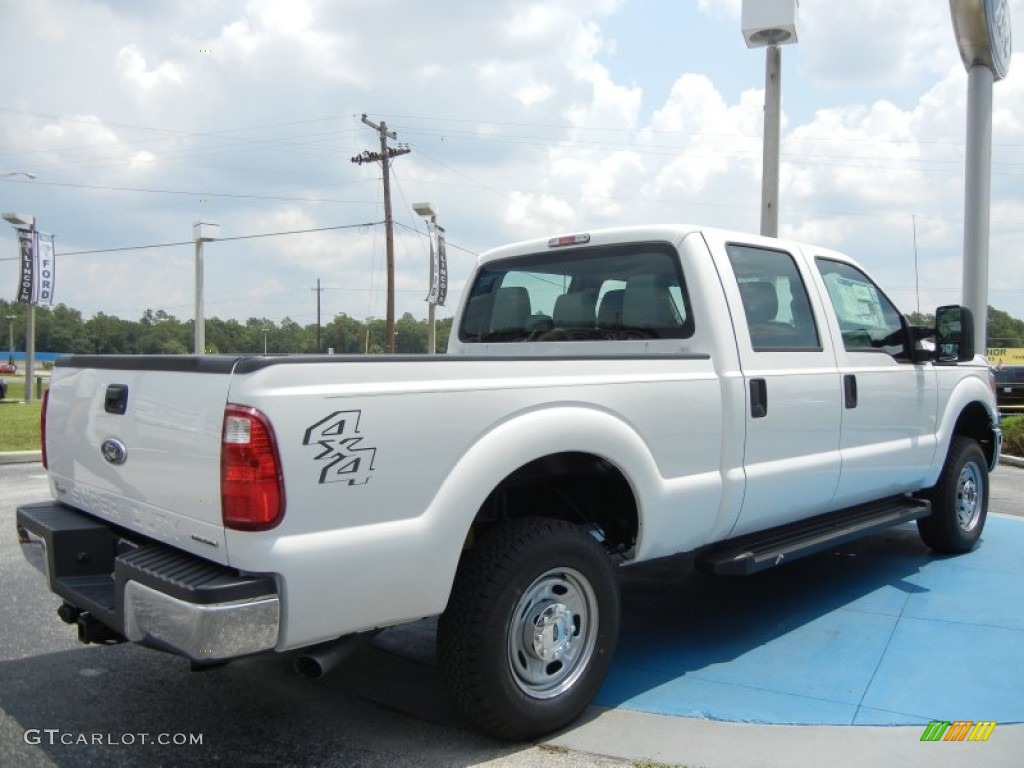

3,462,1023,767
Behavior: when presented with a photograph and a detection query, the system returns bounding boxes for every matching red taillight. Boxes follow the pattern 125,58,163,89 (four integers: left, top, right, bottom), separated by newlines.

40,388,49,469
221,404,285,530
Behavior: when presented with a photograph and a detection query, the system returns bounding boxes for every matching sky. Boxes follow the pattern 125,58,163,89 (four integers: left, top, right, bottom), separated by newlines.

1,0,1023,331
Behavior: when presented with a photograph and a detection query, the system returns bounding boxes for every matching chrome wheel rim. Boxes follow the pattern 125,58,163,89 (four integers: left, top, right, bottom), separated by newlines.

506,567,598,700
956,461,983,531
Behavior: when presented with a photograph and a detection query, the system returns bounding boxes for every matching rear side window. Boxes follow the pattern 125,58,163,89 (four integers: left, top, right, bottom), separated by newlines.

726,244,820,351
459,242,694,342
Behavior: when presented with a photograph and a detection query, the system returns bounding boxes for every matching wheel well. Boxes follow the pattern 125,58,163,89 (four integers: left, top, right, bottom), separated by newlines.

469,452,638,557
953,401,998,467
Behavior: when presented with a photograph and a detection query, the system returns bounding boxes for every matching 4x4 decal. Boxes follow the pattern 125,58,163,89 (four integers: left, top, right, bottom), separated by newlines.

303,410,377,485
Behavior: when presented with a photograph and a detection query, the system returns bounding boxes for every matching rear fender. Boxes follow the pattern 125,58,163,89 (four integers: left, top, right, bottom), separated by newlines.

421,405,660,609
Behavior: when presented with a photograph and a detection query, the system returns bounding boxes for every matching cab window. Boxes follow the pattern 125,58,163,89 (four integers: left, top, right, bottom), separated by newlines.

459,242,693,342
816,258,905,355
726,244,820,351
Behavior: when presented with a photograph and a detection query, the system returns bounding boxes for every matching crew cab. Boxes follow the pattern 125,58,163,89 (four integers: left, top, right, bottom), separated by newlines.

17,225,1000,740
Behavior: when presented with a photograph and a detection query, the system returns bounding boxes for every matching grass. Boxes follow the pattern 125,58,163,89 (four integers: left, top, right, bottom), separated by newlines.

1002,415,1024,456
0,378,45,451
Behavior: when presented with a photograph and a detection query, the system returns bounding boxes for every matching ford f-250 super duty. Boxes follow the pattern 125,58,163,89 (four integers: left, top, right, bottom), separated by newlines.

17,225,1001,740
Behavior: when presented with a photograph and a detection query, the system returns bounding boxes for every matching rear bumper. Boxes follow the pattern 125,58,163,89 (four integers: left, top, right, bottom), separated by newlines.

16,501,279,662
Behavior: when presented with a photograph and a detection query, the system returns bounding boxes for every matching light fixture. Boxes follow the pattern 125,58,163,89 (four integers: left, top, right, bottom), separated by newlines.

412,202,438,219
742,0,800,49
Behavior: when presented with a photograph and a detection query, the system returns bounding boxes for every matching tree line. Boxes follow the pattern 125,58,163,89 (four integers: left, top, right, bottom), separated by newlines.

3,299,1024,358
1,299,453,356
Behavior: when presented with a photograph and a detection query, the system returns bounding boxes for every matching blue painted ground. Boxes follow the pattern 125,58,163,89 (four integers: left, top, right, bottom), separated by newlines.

597,515,1024,726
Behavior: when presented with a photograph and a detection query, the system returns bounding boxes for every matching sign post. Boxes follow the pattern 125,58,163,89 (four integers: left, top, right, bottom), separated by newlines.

4,212,51,403
413,202,446,354
950,0,1012,354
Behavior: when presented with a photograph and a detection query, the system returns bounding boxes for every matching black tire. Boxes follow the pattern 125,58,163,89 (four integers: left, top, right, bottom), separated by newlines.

437,518,619,741
917,437,989,553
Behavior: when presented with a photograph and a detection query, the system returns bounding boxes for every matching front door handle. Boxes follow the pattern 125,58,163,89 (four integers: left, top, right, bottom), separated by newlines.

843,374,858,409
750,378,767,419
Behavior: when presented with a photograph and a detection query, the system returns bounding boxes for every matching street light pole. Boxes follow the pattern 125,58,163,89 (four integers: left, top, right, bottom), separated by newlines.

5,315,14,363
761,44,782,237
192,221,220,354
427,266,436,354
3,211,39,403
412,202,440,354
25,218,35,401
741,0,800,238
3,172,39,400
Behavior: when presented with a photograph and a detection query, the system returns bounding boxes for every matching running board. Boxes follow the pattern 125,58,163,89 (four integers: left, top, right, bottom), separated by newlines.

696,496,931,576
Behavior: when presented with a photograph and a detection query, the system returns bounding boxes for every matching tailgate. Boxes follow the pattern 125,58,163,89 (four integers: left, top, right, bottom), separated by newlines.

45,356,238,565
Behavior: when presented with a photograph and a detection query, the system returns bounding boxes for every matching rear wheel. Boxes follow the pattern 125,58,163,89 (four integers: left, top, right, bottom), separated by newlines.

917,436,988,553
437,518,619,740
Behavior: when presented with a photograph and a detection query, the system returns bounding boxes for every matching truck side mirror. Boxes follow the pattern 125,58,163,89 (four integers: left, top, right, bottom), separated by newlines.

934,305,975,363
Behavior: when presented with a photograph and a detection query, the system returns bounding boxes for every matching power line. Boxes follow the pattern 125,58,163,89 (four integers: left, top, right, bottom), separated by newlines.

218,221,383,242
392,221,478,257
0,221,385,260
12,179,376,204
379,111,1024,149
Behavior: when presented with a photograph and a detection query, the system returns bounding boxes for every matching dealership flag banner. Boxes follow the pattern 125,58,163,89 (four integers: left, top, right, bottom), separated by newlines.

36,232,56,305
426,223,448,307
14,229,56,306
16,229,34,303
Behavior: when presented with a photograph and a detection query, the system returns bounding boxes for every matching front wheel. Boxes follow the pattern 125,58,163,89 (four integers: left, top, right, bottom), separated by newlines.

437,518,619,741
917,436,989,553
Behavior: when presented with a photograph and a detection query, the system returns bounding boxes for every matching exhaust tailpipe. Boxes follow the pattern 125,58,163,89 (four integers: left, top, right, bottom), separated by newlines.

294,631,378,679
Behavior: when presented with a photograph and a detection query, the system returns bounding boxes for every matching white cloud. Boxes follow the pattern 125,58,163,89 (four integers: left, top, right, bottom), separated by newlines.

641,75,763,197
504,191,578,236
4,113,160,181
516,83,554,107
2,0,1024,329
116,45,185,94
697,0,741,20
215,0,361,85
800,0,957,87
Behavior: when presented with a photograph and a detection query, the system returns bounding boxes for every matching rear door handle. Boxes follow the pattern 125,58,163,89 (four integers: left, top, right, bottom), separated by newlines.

843,374,857,409
750,378,767,419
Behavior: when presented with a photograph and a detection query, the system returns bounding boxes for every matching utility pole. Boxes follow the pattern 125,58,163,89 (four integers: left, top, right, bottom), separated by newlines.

351,114,410,354
312,278,323,353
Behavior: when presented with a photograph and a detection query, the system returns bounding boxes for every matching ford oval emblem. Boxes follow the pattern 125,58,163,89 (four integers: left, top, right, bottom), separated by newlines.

101,439,128,465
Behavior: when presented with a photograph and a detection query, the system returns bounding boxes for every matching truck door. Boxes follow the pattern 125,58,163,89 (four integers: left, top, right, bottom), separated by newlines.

719,241,843,535
811,256,938,505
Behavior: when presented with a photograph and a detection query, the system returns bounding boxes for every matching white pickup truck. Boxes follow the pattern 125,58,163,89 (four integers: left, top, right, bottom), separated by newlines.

17,225,1000,739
